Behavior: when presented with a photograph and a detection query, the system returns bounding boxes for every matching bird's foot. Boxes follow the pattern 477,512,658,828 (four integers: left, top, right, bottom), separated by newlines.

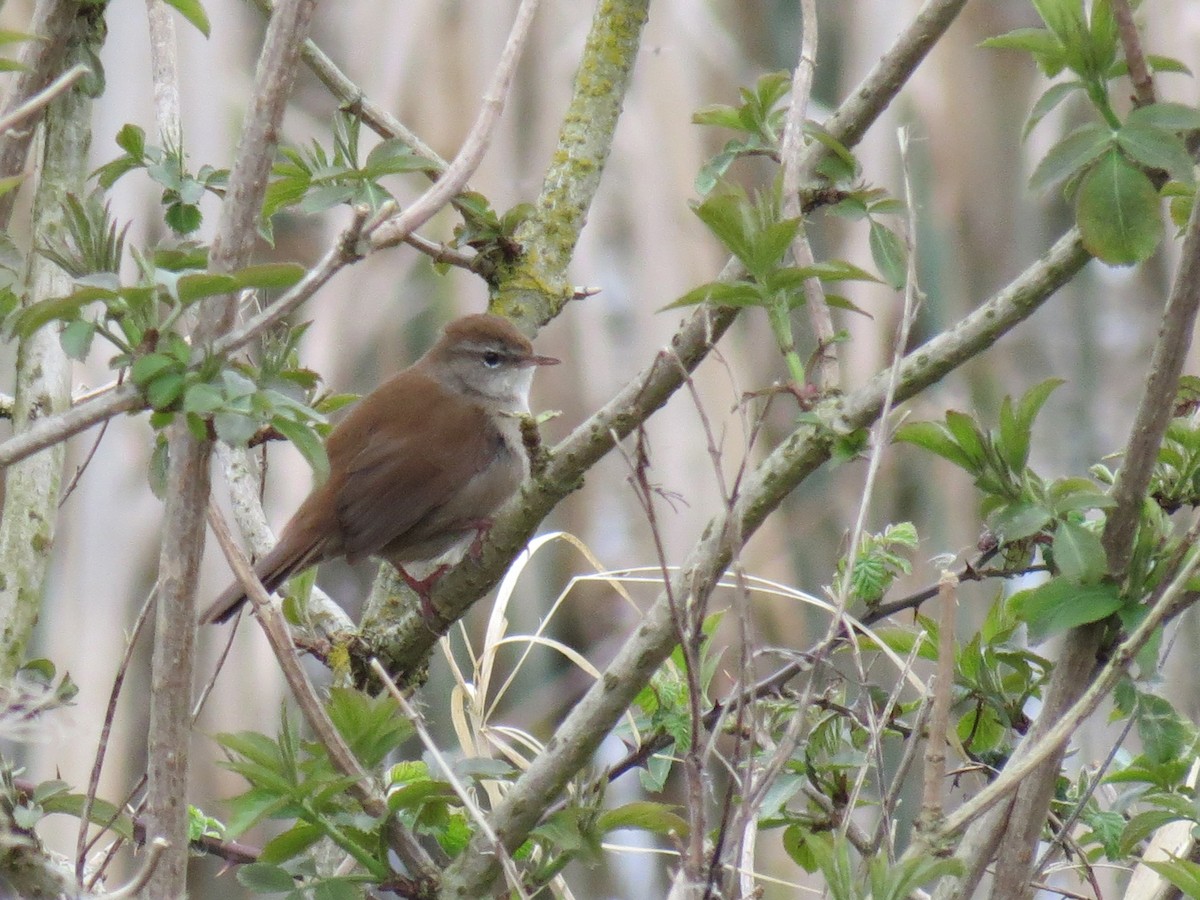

463,518,495,561
396,564,449,622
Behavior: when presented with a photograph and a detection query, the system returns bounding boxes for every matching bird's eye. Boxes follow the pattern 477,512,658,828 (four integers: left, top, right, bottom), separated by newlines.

482,350,502,368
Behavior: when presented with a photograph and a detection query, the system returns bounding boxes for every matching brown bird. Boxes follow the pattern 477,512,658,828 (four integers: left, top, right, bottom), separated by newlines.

200,313,559,625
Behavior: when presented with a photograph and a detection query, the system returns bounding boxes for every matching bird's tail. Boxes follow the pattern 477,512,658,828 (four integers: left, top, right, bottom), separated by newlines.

198,533,324,625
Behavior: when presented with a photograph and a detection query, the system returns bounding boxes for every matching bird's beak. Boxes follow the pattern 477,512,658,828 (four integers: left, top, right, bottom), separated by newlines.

523,353,561,367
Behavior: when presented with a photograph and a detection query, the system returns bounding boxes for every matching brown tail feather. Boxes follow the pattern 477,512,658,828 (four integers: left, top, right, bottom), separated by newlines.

198,533,325,625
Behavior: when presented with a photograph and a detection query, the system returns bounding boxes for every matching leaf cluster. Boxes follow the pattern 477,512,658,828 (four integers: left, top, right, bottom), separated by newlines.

264,113,436,238
837,521,918,607
984,0,1200,264
94,124,228,236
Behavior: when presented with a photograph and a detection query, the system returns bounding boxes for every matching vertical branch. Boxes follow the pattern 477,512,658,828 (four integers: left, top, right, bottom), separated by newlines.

505,0,651,324
918,572,957,831
1112,0,1155,108
145,0,182,149
139,6,191,897
142,1,319,896
0,6,93,681
0,0,79,229
780,0,839,390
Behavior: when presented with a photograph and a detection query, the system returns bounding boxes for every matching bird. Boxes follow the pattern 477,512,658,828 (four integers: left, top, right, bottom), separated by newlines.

199,312,559,625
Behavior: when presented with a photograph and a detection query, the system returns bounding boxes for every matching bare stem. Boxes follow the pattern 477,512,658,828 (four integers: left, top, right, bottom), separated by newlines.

779,0,838,390
918,572,957,830
369,0,542,252
1112,0,1155,107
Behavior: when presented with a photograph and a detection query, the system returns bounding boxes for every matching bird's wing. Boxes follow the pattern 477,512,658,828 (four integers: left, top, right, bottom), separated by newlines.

330,372,497,562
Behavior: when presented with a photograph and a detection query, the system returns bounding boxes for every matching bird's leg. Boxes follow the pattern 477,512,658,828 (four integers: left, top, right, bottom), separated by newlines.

463,517,495,560
396,519,495,622
396,564,449,621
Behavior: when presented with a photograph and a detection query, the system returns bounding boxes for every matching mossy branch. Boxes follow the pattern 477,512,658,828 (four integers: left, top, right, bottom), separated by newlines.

498,0,651,323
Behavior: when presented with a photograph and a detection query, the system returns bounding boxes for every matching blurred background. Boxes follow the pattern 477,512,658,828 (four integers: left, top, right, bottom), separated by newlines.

2,0,1199,896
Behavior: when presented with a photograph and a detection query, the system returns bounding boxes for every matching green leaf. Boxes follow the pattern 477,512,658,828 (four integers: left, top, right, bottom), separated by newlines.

114,123,145,159
259,821,323,864
182,382,223,416
271,416,329,483
893,421,976,472
1009,578,1122,643
10,294,94,338
214,411,259,446
39,791,134,840
231,262,306,291
175,272,237,303
868,220,906,289
692,193,755,272
325,687,409,767
1126,102,1200,133
364,139,434,176
692,104,745,131
161,0,210,35
979,25,1071,78
1022,80,1089,139
130,353,178,386
236,862,295,893
597,801,689,837
988,501,1053,541
748,217,801,277
1138,54,1193,76
1031,0,1086,52
146,372,186,410
1052,519,1106,584
1135,693,1194,765
943,410,987,467
1076,149,1163,265
1142,858,1200,897
1016,377,1063,433
661,281,764,310
1029,123,1112,193
59,319,96,360
165,202,202,235
1116,124,1194,181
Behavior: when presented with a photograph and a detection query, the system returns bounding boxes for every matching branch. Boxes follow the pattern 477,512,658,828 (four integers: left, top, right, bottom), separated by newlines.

368,0,542,253
926,541,1200,847
502,0,651,323
795,0,971,183
0,382,141,469
0,0,78,229
1112,0,1155,108
144,2,318,896
246,0,448,168
0,10,89,683
0,63,88,137
918,573,957,831
437,230,1091,895
779,0,838,390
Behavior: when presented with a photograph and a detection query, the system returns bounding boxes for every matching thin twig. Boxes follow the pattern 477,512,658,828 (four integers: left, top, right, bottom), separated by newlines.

1112,0,1155,108
779,0,838,390
104,837,169,899
918,572,957,832
75,581,158,883
245,0,447,169
0,63,89,137
369,0,542,252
